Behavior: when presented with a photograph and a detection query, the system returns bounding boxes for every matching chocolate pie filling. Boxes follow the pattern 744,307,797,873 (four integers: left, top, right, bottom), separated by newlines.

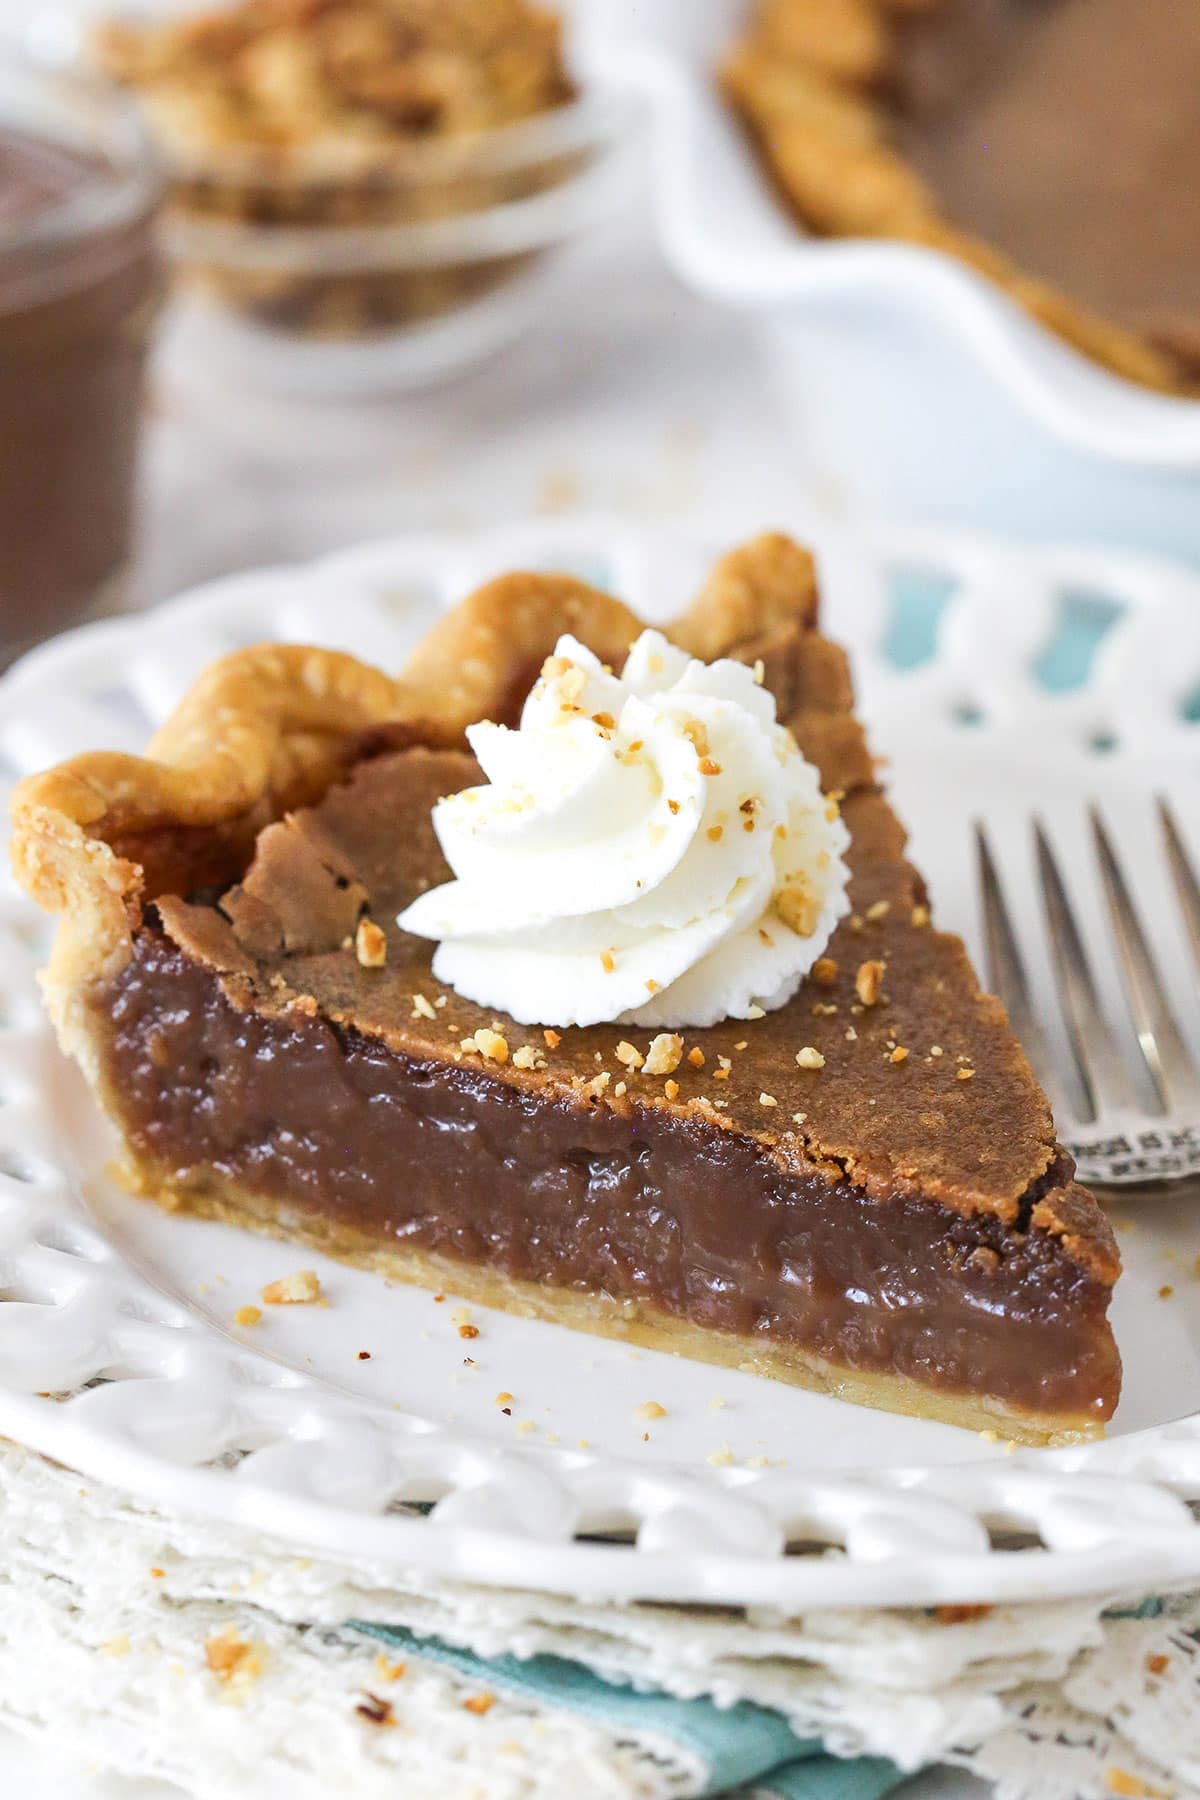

93,747,1120,1429
891,0,1200,362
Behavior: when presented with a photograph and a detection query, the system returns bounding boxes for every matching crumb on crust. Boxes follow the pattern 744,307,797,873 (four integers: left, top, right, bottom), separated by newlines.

644,1032,683,1075
355,917,387,967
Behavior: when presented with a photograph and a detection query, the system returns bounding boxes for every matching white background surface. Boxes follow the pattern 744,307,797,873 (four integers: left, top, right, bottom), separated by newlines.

137,212,825,607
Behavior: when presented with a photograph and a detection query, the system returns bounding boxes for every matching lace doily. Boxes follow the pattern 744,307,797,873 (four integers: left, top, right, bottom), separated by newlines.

1,1441,1196,1800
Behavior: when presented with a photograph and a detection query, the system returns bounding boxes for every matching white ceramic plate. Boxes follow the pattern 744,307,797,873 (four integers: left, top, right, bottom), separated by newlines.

2,519,1199,1608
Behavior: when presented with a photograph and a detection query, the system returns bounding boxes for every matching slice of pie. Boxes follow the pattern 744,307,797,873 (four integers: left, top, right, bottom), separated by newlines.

723,0,1200,395
10,533,1120,1444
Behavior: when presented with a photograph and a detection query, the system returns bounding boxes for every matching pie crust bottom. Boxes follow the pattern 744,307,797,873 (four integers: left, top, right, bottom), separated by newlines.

121,1157,1105,1448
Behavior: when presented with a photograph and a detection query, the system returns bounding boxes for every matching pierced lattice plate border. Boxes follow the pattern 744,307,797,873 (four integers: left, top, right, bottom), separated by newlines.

1,516,1199,1610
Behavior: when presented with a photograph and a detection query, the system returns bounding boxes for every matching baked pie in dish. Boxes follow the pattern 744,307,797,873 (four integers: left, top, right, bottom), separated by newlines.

724,0,1200,395
10,534,1120,1444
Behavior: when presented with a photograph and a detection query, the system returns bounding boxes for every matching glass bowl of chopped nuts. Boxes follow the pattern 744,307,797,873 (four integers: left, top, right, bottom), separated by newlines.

52,0,639,394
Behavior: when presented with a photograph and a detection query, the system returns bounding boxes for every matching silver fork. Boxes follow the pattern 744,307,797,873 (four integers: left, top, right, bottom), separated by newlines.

975,800,1200,1192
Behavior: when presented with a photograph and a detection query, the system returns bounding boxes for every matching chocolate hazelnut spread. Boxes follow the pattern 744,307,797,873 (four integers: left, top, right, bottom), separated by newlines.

0,85,162,666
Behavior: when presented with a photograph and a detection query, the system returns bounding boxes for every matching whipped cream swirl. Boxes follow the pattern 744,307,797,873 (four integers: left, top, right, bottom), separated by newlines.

398,629,851,1029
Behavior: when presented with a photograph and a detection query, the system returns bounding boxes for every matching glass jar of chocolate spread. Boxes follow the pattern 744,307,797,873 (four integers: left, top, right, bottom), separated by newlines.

0,57,163,667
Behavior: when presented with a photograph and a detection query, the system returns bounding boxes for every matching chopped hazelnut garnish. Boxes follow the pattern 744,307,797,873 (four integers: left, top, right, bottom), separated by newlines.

811,957,839,987
233,1304,262,1327
600,950,616,973
634,1400,666,1421
592,711,615,729
911,904,930,928
410,992,436,1020
667,798,680,815
745,1004,765,1020
688,1046,705,1068
957,1067,975,1082
644,1032,683,1075
374,1654,407,1683
776,877,821,937
544,1028,561,1048
795,1046,825,1070
614,1079,627,1096
663,1078,680,1101
865,899,890,922
849,914,864,933
459,1323,480,1339
889,1046,909,1064
616,1040,644,1070
682,719,711,758
584,1071,611,1099
707,1446,735,1467
855,959,886,1006
930,1044,944,1057
495,1391,514,1405
512,1044,547,1071
355,917,387,967
707,824,724,842
698,757,722,777
1159,1285,1174,1299
734,1040,749,1051
792,1112,807,1125
461,1027,509,1063
645,979,660,994
261,1269,322,1306
464,1694,496,1717
759,1092,778,1107
752,658,765,684
1146,1654,1170,1675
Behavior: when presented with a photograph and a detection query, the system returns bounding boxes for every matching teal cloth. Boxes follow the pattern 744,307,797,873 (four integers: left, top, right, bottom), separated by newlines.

350,1623,900,1799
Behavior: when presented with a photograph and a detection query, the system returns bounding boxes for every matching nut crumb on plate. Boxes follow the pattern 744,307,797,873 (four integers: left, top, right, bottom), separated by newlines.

261,1269,323,1305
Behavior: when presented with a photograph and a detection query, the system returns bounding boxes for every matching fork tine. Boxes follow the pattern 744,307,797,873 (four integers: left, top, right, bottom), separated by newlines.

974,823,1072,1115
1091,806,1199,1113
1159,798,1200,980
1033,820,1143,1122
